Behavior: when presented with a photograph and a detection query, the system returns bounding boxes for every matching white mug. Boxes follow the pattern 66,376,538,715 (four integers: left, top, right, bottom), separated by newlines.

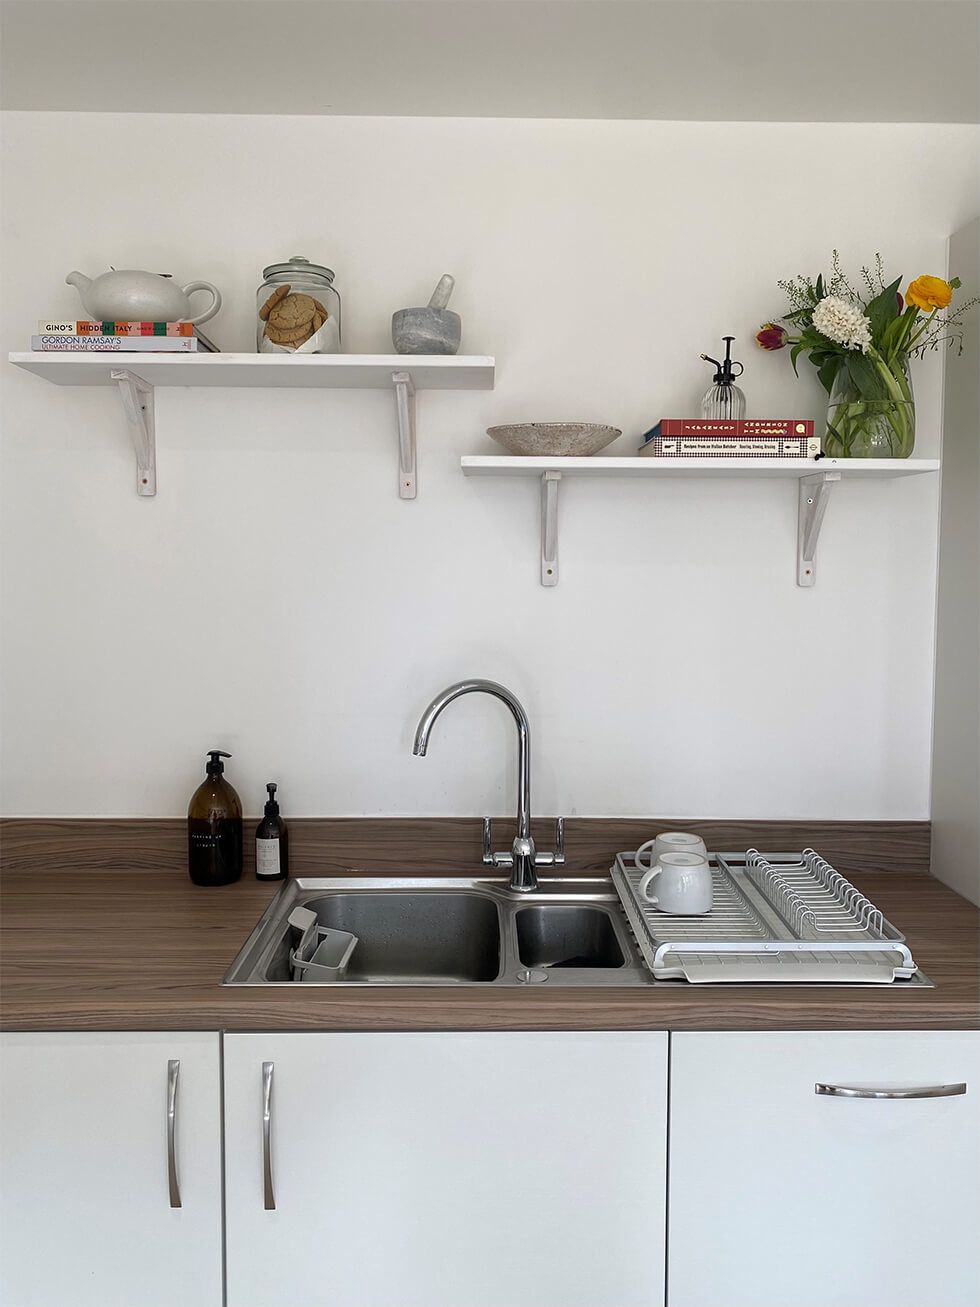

636,832,707,869
638,852,712,915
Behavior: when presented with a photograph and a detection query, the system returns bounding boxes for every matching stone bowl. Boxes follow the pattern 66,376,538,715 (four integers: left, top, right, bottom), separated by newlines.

392,307,461,355
487,423,622,457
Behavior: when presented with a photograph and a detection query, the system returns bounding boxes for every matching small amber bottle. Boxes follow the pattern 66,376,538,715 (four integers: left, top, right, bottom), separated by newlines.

187,750,244,886
255,782,289,881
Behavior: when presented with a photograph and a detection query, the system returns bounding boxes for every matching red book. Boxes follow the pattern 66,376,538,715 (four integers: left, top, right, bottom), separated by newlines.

645,419,814,440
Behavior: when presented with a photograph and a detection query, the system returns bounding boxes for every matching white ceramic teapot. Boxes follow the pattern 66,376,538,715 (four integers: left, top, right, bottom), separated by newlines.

65,269,222,324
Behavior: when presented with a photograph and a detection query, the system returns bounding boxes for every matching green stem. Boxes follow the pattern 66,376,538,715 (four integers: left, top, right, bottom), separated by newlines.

866,347,905,402
903,307,937,353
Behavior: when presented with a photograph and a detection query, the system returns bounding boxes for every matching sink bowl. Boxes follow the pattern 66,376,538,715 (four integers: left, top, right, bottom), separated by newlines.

271,892,500,983
222,877,651,987
516,905,625,969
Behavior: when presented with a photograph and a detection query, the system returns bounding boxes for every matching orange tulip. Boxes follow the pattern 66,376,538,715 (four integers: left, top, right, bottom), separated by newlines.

906,275,953,311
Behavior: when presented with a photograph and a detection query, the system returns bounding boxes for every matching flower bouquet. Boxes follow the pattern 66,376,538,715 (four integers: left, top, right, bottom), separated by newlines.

757,253,976,457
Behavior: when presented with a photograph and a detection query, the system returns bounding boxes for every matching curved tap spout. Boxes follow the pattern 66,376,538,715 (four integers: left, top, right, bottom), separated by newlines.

412,679,537,889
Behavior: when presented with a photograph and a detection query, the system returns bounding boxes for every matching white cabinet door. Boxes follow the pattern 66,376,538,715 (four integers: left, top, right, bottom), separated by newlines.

669,1030,980,1307
0,1031,222,1307
224,1031,667,1307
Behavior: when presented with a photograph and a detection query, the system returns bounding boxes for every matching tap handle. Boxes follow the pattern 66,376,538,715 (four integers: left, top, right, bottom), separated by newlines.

532,818,566,869
483,819,515,869
482,817,494,866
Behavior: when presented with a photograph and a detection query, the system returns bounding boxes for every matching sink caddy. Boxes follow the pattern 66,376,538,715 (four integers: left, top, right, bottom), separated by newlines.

286,906,359,982
611,848,920,984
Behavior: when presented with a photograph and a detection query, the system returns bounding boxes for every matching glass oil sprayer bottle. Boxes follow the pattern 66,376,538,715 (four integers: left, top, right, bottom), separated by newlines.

700,336,745,419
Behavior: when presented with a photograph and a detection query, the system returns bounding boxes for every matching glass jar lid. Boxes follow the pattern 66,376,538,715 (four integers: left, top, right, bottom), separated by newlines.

261,255,335,285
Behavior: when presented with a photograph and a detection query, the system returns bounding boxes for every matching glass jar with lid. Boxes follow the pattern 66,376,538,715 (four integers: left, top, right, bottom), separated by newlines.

256,255,341,353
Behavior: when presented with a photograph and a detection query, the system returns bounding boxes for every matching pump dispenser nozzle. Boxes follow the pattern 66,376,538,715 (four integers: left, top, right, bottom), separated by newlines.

206,750,232,775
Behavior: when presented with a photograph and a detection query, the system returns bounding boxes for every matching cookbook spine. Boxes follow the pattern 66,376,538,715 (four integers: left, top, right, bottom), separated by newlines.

37,320,196,336
31,335,199,351
639,434,821,458
642,418,815,443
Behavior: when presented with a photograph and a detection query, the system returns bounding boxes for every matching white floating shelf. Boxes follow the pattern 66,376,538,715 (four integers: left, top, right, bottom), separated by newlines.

461,455,940,587
461,455,938,478
10,352,495,390
10,352,495,500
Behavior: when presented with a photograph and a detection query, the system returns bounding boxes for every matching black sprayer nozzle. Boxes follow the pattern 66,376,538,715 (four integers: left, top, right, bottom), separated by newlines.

701,336,744,385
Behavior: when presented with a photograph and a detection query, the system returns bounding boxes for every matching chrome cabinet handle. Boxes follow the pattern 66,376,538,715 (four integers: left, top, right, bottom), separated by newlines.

816,1081,967,1100
167,1059,181,1208
262,1062,276,1210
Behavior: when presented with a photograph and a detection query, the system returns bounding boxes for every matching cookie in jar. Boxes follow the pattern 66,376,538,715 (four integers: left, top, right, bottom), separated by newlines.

256,256,341,353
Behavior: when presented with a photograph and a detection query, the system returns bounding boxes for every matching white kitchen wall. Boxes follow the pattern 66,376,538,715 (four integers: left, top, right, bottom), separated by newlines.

1,113,976,819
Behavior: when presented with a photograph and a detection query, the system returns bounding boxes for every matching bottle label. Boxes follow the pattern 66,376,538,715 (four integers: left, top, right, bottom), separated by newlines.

256,838,281,878
188,817,243,886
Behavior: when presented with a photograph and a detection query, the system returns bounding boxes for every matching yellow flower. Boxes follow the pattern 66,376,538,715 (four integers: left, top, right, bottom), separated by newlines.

906,275,953,311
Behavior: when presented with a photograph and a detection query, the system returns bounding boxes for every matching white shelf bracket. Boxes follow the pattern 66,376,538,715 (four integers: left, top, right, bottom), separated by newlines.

797,470,840,586
392,370,417,499
110,369,156,497
541,470,561,586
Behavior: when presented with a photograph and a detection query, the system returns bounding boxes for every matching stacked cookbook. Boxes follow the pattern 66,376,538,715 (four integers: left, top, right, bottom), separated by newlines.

639,418,819,459
31,320,217,352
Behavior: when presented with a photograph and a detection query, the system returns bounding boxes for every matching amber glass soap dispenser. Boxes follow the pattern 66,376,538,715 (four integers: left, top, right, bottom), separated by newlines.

255,782,289,880
187,750,244,886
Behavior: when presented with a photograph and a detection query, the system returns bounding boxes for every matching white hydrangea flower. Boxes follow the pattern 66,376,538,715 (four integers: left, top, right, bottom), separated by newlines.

812,295,872,352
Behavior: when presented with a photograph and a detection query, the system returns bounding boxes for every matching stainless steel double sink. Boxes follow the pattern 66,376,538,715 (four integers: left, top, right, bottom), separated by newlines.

223,876,651,986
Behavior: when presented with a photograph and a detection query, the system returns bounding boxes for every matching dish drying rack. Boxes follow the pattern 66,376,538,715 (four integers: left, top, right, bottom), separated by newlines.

611,848,919,984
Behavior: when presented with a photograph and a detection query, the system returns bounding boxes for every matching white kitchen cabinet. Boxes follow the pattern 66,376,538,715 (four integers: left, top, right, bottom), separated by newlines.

668,1030,980,1307
224,1031,668,1307
0,1031,222,1307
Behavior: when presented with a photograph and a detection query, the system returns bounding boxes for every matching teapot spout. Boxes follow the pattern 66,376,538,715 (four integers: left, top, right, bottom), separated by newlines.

65,271,91,292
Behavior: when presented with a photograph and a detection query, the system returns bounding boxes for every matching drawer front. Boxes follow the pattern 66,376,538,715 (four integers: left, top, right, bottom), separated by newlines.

669,1030,980,1307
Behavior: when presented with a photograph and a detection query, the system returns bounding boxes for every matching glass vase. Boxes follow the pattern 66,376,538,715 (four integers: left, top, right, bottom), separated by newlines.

824,359,915,458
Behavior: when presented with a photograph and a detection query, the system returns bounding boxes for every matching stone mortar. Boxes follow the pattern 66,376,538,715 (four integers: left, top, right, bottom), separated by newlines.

392,307,461,355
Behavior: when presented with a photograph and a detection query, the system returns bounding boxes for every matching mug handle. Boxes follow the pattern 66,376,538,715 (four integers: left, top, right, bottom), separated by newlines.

180,280,222,325
638,865,662,904
635,839,658,870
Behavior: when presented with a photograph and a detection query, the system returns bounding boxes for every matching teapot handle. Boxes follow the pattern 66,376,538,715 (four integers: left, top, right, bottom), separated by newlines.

180,281,222,326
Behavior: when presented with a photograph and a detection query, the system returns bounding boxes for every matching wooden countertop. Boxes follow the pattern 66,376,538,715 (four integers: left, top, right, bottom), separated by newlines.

1,867,977,1031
